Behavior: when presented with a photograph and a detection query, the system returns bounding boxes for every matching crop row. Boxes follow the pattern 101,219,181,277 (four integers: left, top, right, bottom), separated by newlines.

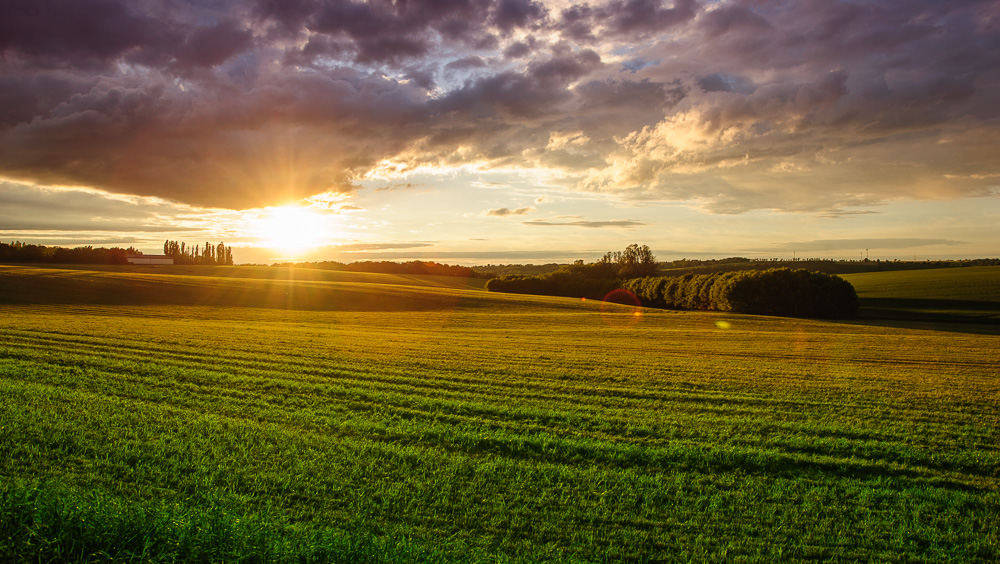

2,309,997,472
2,302,999,562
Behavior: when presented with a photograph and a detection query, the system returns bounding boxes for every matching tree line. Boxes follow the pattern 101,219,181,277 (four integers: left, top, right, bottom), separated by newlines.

622,268,858,318
163,240,234,265
661,257,1000,277
0,240,235,265
485,244,859,318
272,260,486,278
485,244,658,300
0,242,136,264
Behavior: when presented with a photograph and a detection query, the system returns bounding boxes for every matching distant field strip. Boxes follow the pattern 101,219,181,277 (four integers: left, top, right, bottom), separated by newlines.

1,265,999,562
0,265,493,311
842,266,1000,325
844,266,1000,302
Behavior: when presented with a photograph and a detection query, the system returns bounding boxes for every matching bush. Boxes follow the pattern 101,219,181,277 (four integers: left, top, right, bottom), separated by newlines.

485,271,617,300
625,268,858,318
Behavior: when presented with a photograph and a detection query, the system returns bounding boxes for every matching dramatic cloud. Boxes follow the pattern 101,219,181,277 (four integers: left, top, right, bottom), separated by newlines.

487,206,535,216
524,217,646,228
0,181,205,234
329,242,434,251
1,0,998,215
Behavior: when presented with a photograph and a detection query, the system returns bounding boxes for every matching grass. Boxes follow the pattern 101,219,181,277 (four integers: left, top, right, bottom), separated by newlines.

1,479,456,564
1,264,998,562
842,266,1000,326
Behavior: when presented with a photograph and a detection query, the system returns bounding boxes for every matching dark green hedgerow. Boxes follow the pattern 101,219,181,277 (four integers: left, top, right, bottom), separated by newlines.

484,271,618,301
488,267,859,318
623,268,858,318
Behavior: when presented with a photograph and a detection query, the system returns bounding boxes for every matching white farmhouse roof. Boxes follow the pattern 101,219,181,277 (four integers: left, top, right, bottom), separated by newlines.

126,254,174,265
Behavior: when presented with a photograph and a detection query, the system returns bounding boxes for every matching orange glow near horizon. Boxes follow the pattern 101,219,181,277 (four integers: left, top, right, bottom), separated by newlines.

252,206,334,256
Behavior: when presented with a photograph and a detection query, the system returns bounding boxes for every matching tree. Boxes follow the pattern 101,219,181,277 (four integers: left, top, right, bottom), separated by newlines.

616,244,657,279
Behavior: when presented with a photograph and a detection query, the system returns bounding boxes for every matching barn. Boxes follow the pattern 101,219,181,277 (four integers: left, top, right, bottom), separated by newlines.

125,254,174,265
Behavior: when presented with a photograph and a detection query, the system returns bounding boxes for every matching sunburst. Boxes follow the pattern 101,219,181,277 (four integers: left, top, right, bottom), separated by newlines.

253,206,332,255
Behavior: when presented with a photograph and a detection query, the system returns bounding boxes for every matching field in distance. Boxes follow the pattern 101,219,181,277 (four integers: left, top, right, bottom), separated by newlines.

841,265,1000,326
1,264,998,563
0,264,495,312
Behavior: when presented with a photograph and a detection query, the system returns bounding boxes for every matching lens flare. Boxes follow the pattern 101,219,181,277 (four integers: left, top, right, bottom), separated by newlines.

599,289,643,328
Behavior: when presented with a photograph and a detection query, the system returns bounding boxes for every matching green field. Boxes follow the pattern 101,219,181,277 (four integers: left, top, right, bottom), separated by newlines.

842,266,1000,326
1,264,998,562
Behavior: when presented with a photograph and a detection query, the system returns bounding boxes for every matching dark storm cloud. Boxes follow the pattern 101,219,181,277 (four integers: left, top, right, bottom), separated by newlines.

1,0,998,213
0,0,159,66
552,0,698,40
428,49,602,121
0,181,202,233
171,20,255,71
502,39,537,59
445,55,488,71
0,64,431,208
582,0,1000,211
599,0,698,35
493,0,547,32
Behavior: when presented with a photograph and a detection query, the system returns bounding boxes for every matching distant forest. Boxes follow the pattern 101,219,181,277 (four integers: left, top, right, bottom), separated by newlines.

0,242,137,264
273,260,486,278
484,246,999,318
485,244,659,301
0,241,234,265
477,256,1000,278
3,239,995,276
657,256,1000,276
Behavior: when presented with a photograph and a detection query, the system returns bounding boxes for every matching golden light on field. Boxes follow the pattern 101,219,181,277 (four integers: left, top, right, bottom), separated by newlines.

252,206,334,255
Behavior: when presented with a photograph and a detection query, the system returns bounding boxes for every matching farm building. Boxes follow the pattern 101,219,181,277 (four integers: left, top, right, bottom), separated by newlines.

125,254,174,265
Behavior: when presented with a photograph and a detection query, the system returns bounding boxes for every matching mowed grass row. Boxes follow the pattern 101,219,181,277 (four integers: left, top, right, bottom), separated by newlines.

1,265,999,562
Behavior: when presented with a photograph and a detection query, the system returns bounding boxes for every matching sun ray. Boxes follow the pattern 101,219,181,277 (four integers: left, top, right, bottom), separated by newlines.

252,206,334,256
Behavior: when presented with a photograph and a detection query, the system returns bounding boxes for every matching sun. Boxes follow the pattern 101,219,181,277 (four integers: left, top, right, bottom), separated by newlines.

253,206,332,255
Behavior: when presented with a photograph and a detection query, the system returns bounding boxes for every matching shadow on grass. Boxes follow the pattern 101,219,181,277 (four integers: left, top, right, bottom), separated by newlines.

846,297,1000,335
432,430,992,495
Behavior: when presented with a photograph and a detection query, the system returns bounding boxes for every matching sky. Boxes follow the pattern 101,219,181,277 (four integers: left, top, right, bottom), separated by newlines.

1,0,998,265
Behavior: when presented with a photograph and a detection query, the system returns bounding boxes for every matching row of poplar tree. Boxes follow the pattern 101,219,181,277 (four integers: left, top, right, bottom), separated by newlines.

163,240,234,265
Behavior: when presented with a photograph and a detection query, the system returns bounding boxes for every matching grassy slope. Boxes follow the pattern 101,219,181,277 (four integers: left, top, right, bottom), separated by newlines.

24,263,490,289
1,264,998,562
841,266,1000,325
0,264,496,311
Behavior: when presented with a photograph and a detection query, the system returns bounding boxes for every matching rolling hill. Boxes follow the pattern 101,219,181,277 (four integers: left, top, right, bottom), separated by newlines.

1,264,997,563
